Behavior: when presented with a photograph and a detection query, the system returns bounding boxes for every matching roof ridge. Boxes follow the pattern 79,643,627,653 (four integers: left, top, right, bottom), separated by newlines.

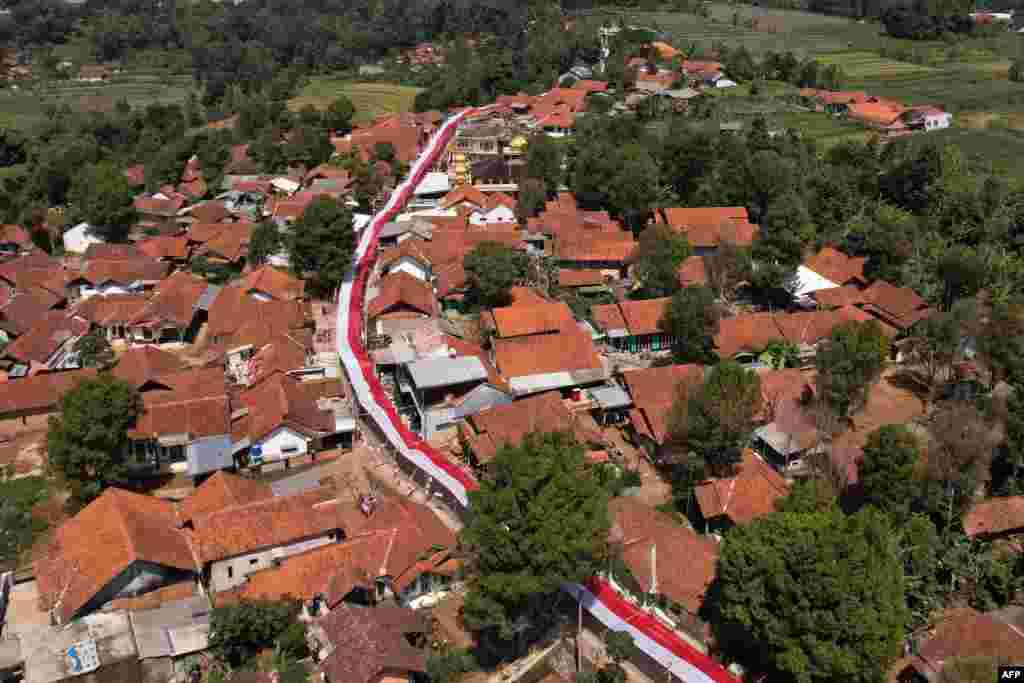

108,489,143,563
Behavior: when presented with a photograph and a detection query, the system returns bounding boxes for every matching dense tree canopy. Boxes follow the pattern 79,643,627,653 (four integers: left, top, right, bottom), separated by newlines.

660,285,720,364
46,377,140,506
815,321,890,419
208,599,306,667
67,162,136,242
706,508,908,683
859,424,921,520
461,431,609,644
463,241,529,308
286,196,356,298
630,223,690,298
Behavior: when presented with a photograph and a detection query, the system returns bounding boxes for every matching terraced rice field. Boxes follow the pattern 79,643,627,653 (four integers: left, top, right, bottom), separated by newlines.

290,80,424,122
815,51,936,79
0,71,195,129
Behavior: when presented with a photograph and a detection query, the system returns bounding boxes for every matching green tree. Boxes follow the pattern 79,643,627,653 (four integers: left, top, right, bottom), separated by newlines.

630,223,690,297
463,241,529,308
525,134,564,194
426,647,478,683
668,361,762,476
903,309,966,405
660,285,719,364
461,431,610,646
72,330,115,369
249,220,281,266
286,196,355,298
937,245,985,311
706,508,908,683
815,321,889,419
515,178,547,225
859,424,921,521
324,95,355,133
46,377,140,505
208,599,306,667
977,301,1024,387
0,477,49,567
67,162,136,242
606,143,660,230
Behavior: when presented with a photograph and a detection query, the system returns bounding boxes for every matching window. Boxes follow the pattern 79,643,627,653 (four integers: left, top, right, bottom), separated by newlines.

281,444,299,454
250,558,259,566
227,566,233,579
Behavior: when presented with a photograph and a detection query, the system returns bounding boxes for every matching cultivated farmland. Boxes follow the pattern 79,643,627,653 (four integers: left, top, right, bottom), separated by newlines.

290,80,424,122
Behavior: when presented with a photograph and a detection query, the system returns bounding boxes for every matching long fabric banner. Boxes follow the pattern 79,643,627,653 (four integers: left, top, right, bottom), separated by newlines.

334,108,739,683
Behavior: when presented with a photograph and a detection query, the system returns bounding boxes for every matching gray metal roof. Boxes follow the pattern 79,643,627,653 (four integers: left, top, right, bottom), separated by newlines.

129,596,211,659
406,356,488,390
589,384,632,409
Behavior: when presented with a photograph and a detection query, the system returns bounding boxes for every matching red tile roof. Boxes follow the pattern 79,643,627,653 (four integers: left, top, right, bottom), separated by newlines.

237,373,341,443
314,605,428,683
188,201,229,224
678,255,707,286
0,367,97,416
130,367,229,440
35,487,195,623
0,224,30,246
558,269,606,288
804,247,868,285
367,271,436,321
491,301,574,338
130,271,211,328
133,195,185,218
441,185,489,210
137,234,190,261
207,283,306,342
963,496,1024,538
195,222,254,263
493,326,603,380
656,207,749,229
621,364,704,444
609,498,718,613
237,265,305,301
78,255,169,286
110,345,184,388
179,470,274,524
861,280,934,330
72,293,149,328
810,285,869,308
682,220,759,248
465,391,584,463
555,232,636,264
4,309,89,364
592,297,672,336
693,450,790,525
572,79,609,93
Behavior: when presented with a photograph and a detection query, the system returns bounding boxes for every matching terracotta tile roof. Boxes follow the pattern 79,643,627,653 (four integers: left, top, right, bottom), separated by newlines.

466,391,581,462
805,90,870,105
207,283,306,342
314,604,428,683
189,487,343,563
572,79,609,93
621,364,704,444
246,332,314,385
963,496,1024,538
195,222,253,263
77,255,169,286
0,253,70,297
0,224,30,246
35,487,195,623
756,368,811,407
609,498,718,613
861,280,934,330
124,164,146,187
110,345,184,388
238,373,340,443
656,207,749,229
810,285,868,308
591,298,672,337
133,195,185,218
693,450,790,525
0,367,97,416
5,309,89,363
848,101,905,126
0,287,65,336
558,269,605,288
491,301,574,338
441,185,489,209
187,222,230,245
189,201,229,224
803,247,867,285
131,367,229,440
237,265,305,301
590,301,627,334
682,220,759,248
678,255,707,286
368,271,436,321
179,470,274,524
83,243,142,261
493,326,603,380
900,607,1024,679
130,271,212,328
555,232,636,263
72,293,148,328
337,124,421,164
137,234,190,261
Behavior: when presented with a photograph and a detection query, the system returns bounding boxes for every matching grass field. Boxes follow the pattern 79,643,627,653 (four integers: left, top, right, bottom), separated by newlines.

0,71,195,130
290,79,424,122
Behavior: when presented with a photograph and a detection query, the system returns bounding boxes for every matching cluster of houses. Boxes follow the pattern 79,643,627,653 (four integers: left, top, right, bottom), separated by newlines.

800,88,953,136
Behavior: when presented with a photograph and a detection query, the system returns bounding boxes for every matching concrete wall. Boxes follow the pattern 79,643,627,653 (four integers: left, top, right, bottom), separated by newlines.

254,426,312,463
77,561,190,622
209,534,336,593
187,435,234,476
388,260,429,282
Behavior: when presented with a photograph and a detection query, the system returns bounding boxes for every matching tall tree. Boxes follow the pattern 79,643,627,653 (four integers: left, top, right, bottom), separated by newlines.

660,285,720,364
859,424,921,521
515,178,546,225
463,241,529,308
72,330,115,369
46,377,140,506
208,599,306,667
977,301,1024,388
667,361,762,476
285,196,355,297
706,508,908,683
248,220,281,266
630,223,690,297
461,431,609,647
525,134,564,194
704,238,752,312
922,402,995,533
903,309,966,406
814,321,889,419
67,162,137,242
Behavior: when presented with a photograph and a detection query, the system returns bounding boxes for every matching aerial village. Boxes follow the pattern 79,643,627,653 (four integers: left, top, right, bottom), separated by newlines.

0,11,1020,683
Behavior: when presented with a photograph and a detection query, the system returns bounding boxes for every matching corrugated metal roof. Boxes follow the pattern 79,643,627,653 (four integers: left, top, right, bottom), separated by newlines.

589,384,632,409
407,356,487,389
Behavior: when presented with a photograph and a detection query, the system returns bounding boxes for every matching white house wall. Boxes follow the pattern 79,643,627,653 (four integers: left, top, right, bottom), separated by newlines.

255,425,312,462
208,534,336,592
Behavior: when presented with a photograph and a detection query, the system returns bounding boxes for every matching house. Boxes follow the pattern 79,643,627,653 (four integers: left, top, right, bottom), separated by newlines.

558,269,607,292
468,193,516,226
0,287,67,344
859,280,936,331
72,293,149,343
889,607,1024,682
799,89,870,114
206,279,307,348
693,450,790,531
0,224,32,256
0,368,97,432
847,101,907,132
3,310,90,370
110,345,184,388
127,367,234,479
127,271,219,344
399,354,511,438
367,272,437,328
621,364,704,456
906,105,952,132
136,234,190,264
440,185,490,213
963,495,1024,541
308,605,428,683
0,252,70,300
234,373,355,464
67,247,168,301
654,207,756,256
461,390,598,466
794,246,869,305
194,222,254,266
225,323,314,387
227,496,458,610
187,485,346,593
608,498,718,637
554,231,636,273
678,255,707,287
34,488,196,624
377,220,433,249
133,195,185,222
591,297,674,352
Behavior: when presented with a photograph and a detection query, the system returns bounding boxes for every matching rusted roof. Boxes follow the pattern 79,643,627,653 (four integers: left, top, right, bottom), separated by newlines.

0,367,97,416
491,301,574,338
466,391,579,463
137,234,190,261
804,247,868,285
315,604,428,683
693,450,790,525
130,271,212,328
35,487,195,623
237,265,305,301
5,310,89,363
963,496,1024,538
179,470,274,524
110,345,184,388
237,372,341,443
610,498,718,613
